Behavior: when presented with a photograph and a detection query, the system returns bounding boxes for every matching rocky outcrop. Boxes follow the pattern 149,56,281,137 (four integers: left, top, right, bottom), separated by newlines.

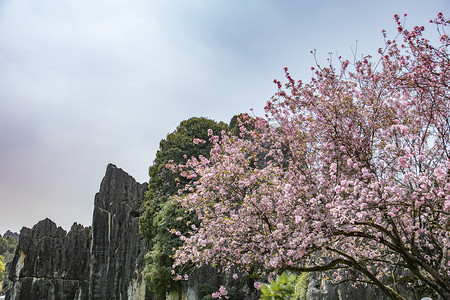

2,231,19,241
306,272,385,300
305,270,429,300
89,164,150,300
5,164,152,300
5,219,91,300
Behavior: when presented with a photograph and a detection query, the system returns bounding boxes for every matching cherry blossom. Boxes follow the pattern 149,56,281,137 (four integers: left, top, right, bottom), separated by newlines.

173,14,450,300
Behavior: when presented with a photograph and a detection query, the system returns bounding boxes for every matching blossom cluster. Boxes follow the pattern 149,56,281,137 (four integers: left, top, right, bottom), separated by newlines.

172,14,450,300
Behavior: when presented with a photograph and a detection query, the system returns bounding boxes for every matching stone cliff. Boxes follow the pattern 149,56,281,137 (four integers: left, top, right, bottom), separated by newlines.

89,163,149,299
5,219,91,300
5,164,152,300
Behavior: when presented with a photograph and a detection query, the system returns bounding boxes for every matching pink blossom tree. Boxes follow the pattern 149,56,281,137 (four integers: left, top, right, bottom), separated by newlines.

172,14,449,300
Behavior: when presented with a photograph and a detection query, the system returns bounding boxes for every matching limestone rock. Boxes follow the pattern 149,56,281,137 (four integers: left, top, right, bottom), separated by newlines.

4,164,152,300
305,271,423,300
5,219,91,300
89,163,150,300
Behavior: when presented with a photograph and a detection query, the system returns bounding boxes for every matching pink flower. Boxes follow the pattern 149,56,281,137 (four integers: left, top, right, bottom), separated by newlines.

170,16,450,299
330,163,337,172
212,292,220,298
193,138,206,145
347,158,353,168
219,286,228,296
434,166,446,181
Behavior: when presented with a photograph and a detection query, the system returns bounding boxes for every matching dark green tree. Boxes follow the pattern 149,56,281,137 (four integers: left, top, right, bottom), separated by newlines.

0,234,18,294
139,117,228,297
0,235,18,265
0,255,5,282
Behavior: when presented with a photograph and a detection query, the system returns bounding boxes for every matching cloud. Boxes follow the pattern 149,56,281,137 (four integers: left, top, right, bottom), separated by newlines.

0,0,449,234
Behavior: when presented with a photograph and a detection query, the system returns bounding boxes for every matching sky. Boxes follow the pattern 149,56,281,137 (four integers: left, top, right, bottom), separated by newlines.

0,0,448,235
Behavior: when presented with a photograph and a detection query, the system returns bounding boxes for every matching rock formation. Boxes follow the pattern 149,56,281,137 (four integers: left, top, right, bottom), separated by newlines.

306,270,424,300
89,163,149,300
5,164,152,300
5,219,91,300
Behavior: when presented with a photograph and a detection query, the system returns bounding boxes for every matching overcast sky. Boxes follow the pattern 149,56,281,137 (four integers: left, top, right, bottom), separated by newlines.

0,0,448,234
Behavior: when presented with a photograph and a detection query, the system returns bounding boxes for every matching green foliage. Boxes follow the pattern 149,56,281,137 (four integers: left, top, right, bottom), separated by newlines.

229,113,254,135
143,199,200,295
139,117,228,296
198,283,215,300
150,117,227,198
0,235,17,254
144,243,173,295
0,255,5,282
140,117,228,241
260,271,309,300
0,235,18,267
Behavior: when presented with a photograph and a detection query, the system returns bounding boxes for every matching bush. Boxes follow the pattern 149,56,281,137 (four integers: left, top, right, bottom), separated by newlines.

260,271,309,300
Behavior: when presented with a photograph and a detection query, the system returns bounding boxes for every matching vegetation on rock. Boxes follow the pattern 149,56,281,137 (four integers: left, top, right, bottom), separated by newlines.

139,117,228,297
0,255,5,282
0,232,19,294
0,233,18,264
